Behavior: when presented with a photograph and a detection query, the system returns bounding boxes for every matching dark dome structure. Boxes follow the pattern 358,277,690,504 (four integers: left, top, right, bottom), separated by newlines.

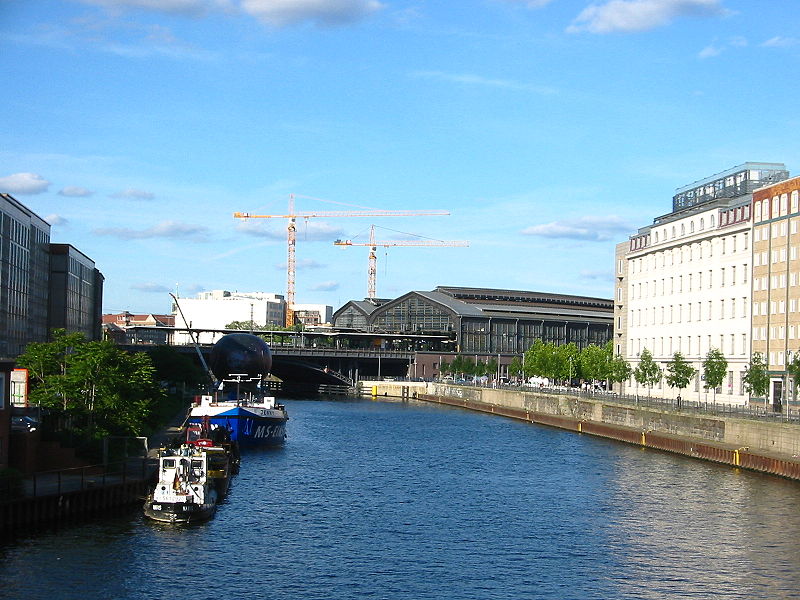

209,333,272,382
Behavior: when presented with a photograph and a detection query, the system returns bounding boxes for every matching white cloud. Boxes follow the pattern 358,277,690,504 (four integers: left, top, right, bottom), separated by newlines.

132,282,173,293
94,220,209,240
698,35,746,58
411,71,557,95
500,0,554,7
241,0,383,27
567,0,728,34
310,280,340,291
698,44,721,58
109,188,155,200
59,186,94,197
579,269,614,282
77,0,228,16
0,172,51,195
45,214,68,226
521,216,632,241
763,36,799,48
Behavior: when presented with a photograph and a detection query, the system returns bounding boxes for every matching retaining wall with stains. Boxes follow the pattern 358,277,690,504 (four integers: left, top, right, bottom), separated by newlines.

361,381,800,481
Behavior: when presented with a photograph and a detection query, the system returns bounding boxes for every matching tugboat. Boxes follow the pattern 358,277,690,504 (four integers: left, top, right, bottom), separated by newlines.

188,333,289,447
144,444,222,523
184,419,240,495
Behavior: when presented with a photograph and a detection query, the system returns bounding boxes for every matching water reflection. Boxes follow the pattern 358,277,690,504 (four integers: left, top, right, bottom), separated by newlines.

2,398,799,600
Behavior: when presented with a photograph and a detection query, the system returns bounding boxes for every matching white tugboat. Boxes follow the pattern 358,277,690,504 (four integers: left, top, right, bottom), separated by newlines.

144,445,221,523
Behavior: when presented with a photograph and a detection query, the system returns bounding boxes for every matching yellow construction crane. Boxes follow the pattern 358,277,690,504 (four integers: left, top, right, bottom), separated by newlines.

234,194,449,326
334,224,469,299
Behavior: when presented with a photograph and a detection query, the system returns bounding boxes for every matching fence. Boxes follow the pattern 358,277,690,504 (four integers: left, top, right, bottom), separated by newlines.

372,375,800,424
1,458,152,503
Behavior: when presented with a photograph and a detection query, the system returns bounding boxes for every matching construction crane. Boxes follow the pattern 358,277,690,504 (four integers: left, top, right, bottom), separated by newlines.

334,224,469,299
234,194,449,326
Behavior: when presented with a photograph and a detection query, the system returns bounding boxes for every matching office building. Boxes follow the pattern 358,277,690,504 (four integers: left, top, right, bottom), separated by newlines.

616,162,789,404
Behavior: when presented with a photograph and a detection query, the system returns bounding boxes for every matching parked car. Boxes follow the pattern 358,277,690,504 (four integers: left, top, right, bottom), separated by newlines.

11,416,38,433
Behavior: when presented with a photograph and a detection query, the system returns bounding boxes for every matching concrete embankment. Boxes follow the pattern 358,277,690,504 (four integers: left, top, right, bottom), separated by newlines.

1,409,189,535
362,381,800,481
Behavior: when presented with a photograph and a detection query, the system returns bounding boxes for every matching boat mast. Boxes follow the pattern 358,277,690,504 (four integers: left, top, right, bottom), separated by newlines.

170,292,215,386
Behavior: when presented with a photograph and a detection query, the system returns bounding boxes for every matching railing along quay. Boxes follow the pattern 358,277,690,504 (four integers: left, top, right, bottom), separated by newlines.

371,377,800,424
1,458,155,534
527,385,799,423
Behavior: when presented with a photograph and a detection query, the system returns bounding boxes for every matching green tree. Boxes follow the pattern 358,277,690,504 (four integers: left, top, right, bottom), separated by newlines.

16,330,164,439
18,329,86,411
485,357,498,380
148,345,205,388
523,340,550,378
450,355,470,379
743,352,769,400
787,353,800,395
579,343,611,383
508,356,524,382
226,320,255,330
608,354,632,392
702,348,728,402
438,359,451,377
634,349,662,396
665,352,696,397
556,342,581,382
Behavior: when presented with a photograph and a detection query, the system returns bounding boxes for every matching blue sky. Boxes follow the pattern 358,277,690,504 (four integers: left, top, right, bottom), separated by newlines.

2,0,799,315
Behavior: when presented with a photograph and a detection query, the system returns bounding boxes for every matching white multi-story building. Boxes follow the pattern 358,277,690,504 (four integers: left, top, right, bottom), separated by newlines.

173,290,286,344
615,163,789,404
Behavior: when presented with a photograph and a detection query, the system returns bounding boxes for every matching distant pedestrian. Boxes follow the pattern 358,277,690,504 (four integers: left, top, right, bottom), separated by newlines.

676,394,682,409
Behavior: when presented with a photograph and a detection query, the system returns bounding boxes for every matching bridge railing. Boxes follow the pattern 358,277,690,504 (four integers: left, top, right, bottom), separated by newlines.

272,347,413,357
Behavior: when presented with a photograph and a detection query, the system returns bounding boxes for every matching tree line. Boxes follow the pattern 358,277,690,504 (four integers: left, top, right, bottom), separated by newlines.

15,329,203,459
442,339,780,401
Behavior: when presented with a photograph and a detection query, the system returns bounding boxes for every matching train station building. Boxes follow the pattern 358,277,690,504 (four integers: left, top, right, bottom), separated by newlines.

334,286,613,356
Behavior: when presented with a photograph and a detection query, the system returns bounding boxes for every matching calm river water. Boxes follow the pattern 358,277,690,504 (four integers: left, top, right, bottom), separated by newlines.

3,397,800,599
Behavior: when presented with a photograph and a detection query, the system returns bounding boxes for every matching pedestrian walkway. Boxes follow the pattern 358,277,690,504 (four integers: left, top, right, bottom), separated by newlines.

10,405,191,500
146,406,190,457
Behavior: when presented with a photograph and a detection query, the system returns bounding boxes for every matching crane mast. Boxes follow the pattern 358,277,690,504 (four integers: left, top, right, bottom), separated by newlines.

334,224,469,299
235,196,449,326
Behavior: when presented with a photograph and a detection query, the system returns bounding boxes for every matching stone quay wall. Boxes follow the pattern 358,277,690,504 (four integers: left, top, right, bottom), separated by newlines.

361,381,800,481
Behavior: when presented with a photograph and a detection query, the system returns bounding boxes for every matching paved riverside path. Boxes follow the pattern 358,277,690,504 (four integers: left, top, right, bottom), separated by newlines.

17,406,191,498
146,406,191,458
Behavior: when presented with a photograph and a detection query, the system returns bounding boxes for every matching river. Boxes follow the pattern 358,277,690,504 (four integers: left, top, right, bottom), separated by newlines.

2,397,800,599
